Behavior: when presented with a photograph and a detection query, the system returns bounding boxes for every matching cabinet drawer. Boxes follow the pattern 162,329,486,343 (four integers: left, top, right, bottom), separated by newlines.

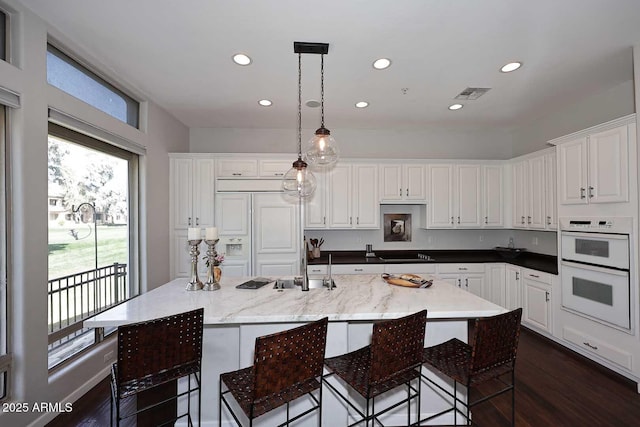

563,326,632,370
259,160,290,177
522,269,552,284
385,264,436,275
217,159,258,177
330,264,385,275
307,265,328,275
437,263,484,274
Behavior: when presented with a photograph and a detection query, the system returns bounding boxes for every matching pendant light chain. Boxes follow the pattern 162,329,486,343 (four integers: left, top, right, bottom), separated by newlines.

297,53,302,157
320,54,325,128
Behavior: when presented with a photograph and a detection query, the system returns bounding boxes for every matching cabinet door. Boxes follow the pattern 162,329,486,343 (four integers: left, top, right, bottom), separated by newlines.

544,152,557,229
258,160,290,177
527,156,546,229
505,265,521,310
253,193,297,254
328,165,353,228
193,159,215,227
304,173,328,229
353,164,379,228
437,274,460,287
215,193,249,235
512,161,528,228
171,158,194,229
404,164,426,201
483,165,504,227
464,274,485,297
427,164,454,228
221,260,250,277
485,263,505,305
588,125,629,203
456,164,482,227
558,137,588,205
379,164,403,201
524,280,551,332
217,159,258,177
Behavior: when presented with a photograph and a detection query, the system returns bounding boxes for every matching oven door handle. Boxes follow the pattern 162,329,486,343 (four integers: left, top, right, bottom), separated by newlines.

561,260,629,276
560,231,629,240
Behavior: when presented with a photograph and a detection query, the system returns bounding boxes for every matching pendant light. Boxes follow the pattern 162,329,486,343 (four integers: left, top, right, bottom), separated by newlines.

282,52,317,198
305,50,339,167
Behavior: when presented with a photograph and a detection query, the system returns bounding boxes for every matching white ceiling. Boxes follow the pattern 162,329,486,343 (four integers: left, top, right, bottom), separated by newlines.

17,0,640,131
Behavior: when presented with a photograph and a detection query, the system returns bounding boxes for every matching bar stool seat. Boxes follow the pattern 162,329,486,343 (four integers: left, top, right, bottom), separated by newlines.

220,317,329,426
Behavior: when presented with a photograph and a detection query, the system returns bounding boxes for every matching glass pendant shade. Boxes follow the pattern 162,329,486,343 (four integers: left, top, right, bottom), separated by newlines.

305,127,338,167
282,158,317,198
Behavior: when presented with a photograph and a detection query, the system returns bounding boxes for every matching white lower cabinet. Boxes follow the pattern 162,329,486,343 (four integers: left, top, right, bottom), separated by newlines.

522,269,553,334
436,263,485,297
384,264,436,276
485,263,505,306
505,265,522,310
221,260,250,277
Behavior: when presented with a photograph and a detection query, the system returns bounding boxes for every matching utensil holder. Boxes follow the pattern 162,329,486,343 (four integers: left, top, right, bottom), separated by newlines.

312,247,321,258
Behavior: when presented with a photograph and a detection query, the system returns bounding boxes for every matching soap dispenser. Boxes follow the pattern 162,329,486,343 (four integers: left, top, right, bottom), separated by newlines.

508,237,515,249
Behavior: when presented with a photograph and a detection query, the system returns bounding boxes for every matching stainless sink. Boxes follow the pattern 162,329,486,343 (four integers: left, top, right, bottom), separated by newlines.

273,278,336,290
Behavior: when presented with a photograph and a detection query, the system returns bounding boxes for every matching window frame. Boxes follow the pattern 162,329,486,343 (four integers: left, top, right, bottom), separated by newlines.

0,8,7,61
0,104,10,400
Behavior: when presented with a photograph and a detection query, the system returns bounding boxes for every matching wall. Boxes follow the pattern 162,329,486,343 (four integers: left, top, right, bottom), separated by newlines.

305,204,558,256
0,1,188,425
190,126,515,160
510,79,635,156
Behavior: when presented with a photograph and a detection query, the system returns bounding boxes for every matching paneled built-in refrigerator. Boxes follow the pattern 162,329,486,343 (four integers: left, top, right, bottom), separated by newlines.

215,192,300,277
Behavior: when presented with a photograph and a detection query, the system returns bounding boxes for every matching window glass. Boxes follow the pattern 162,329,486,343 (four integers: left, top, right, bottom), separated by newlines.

47,124,138,368
0,9,6,61
46,45,139,128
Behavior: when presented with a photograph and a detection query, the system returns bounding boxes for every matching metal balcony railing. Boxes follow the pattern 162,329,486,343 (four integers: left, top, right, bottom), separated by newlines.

47,263,128,366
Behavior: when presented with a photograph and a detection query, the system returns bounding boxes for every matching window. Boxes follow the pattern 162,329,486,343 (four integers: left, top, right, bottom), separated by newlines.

0,9,6,61
47,123,139,368
0,105,8,399
46,44,139,128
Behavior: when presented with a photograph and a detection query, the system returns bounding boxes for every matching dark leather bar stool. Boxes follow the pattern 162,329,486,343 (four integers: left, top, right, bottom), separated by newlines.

219,317,329,426
323,310,427,427
110,307,204,426
420,307,522,426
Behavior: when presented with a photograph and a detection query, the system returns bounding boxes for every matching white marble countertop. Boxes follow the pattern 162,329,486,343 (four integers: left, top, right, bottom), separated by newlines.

84,275,506,327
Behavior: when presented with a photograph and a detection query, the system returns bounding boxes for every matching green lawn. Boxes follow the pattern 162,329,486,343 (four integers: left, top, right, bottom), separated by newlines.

48,224,128,279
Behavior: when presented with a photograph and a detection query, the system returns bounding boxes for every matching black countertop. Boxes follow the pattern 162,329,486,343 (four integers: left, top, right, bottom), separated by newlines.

308,249,558,275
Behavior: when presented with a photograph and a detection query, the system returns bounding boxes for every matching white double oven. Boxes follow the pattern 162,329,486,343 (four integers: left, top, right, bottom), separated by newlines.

560,217,633,330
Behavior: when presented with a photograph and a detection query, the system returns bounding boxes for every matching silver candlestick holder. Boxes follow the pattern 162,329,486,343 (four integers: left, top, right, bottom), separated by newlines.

186,239,203,291
203,238,221,291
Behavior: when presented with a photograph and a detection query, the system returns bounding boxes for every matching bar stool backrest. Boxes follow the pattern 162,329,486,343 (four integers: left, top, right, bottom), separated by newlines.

252,317,329,400
470,308,522,376
116,308,204,390
370,310,427,384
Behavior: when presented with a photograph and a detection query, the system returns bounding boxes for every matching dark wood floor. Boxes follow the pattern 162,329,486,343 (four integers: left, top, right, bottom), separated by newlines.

47,327,640,426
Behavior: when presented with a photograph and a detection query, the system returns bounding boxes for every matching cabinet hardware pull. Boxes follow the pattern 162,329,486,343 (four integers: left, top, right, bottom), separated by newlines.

323,216,326,225
521,216,525,224
188,217,192,226
465,278,468,287
485,216,488,224
196,217,200,225
312,269,321,272
583,342,598,350
350,217,353,225
527,216,531,224
399,188,402,196
457,279,461,287
451,216,454,224
406,188,409,197
588,186,594,198
515,272,519,280
547,216,551,225
232,172,241,176
357,217,359,225
459,267,468,271
530,274,539,278
545,291,549,302
355,268,363,272
457,216,461,224
580,187,586,199
275,173,283,176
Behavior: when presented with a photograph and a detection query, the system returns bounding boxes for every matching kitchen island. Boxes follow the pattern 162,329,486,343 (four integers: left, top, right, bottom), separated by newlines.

85,274,506,426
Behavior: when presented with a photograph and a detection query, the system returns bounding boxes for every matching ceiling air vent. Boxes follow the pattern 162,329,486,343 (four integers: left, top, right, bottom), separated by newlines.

455,87,491,100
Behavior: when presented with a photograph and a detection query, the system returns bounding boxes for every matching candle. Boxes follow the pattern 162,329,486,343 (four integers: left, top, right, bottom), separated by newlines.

206,227,218,240
188,227,201,241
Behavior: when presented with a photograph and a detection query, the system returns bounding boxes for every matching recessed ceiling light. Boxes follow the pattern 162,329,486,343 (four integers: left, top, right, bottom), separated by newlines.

232,53,252,66
448,103,463,111
372,58,391,70
500,62,522,73
355,101,369,108
258,99,272,107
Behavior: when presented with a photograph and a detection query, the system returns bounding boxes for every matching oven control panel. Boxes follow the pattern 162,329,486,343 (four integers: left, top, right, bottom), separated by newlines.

567,219,613,229
559,217,632,234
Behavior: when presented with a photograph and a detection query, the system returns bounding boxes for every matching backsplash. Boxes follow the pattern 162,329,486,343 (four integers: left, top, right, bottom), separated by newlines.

305,205,558,256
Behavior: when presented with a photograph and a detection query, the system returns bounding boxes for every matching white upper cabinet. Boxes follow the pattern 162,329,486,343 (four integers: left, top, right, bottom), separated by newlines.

483,165,504,227
258,160,291,177
304,172,328,229
557,121,630,205
512,160,528,228
511,148,556,230
527,155,546,229
427,164,483,228
544,152,557,229
327,163,379,229
215,193,249,236
217,159,258,178
379,164,426,203
170,157,215,229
